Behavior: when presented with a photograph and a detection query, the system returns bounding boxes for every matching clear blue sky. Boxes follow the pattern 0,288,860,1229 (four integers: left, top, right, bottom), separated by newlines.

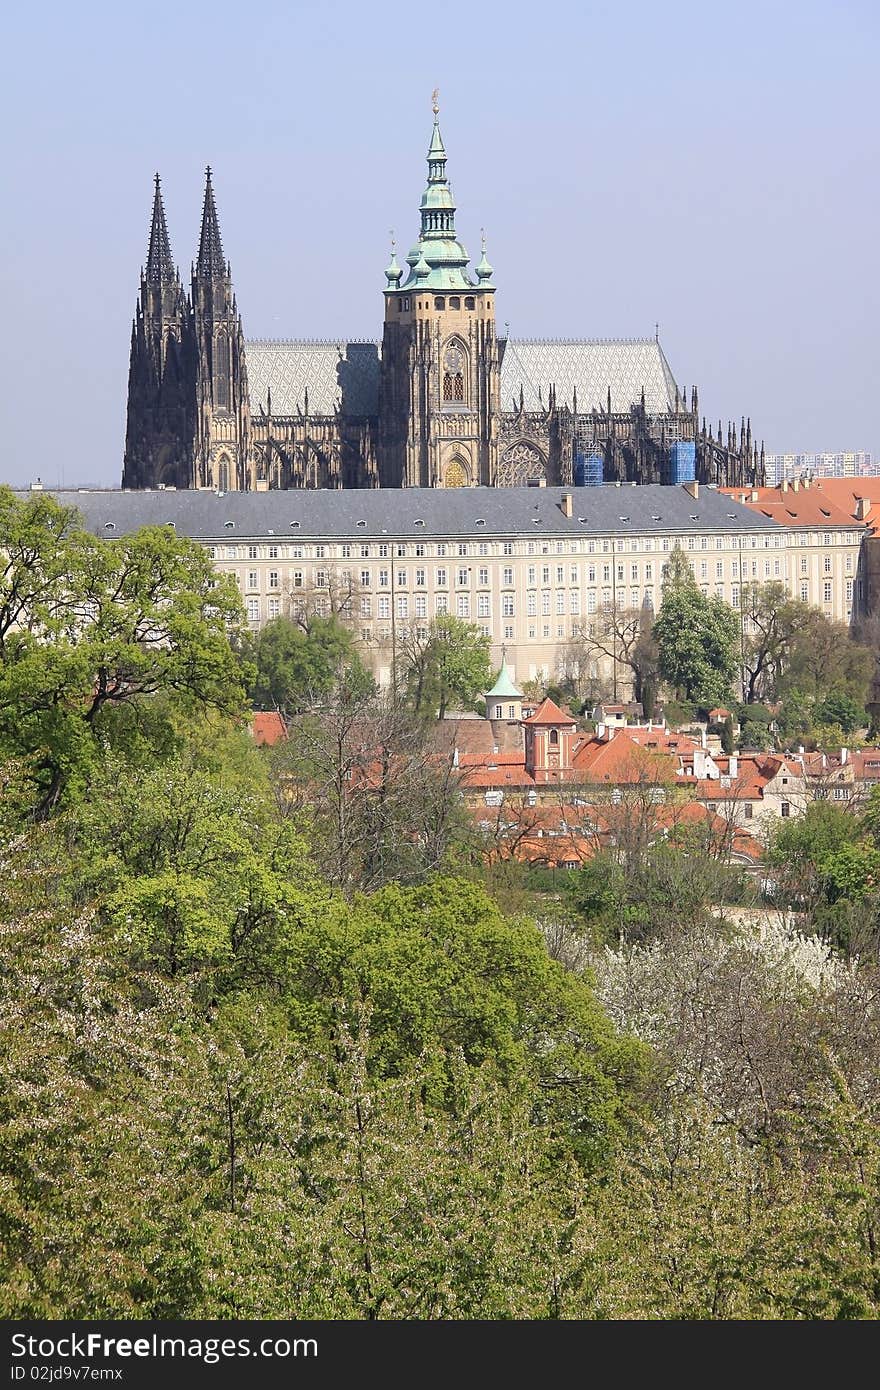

2,0,877,488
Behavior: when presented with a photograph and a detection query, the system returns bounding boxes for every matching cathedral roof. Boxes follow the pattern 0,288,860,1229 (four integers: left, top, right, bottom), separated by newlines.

246,340,381,417
243,337,682,422
498,337,681,414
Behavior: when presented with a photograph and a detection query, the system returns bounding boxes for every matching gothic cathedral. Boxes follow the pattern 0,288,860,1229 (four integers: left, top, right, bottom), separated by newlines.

123,104,763,493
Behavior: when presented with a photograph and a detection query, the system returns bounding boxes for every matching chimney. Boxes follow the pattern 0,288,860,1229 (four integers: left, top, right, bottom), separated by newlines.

750,489,759,502
681,479,699,500
693,747,708,779
856,497,870,521
729,754,738,777
841,746,848,765
792,478,800,493
560,493,573,518
781,478,789,493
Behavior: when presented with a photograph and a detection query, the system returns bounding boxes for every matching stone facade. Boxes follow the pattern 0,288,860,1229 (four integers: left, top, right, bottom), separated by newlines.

123,112,763,495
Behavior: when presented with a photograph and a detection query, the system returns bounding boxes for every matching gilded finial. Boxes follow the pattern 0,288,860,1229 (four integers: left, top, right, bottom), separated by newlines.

432,87,440,117
481,227,486,251
389,228,396,252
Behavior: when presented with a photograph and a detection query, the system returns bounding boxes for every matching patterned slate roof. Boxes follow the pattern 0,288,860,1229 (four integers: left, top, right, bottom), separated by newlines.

30,485,782,542
498,338,680,414
246,340,381,417
244,337,682,421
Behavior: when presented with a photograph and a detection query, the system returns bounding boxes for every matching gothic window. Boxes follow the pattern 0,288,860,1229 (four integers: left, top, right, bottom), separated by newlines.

434,296,445,310
497,441,546,487
449,296,460,310
214,332,230,410
465,297,475,310
442,343,465,403
216,454,230,492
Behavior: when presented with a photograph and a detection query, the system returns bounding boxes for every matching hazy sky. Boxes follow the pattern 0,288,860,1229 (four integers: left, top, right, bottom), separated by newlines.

2,0,877,489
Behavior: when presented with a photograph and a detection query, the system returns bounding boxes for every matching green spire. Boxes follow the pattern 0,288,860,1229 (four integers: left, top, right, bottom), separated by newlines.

384,232,402,287
475,229,494,285
486,657,523,701
395,92,476,293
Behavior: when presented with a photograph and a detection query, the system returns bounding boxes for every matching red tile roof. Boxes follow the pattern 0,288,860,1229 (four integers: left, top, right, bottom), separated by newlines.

522,697,577,726
250,711,288,746
719,484,863,529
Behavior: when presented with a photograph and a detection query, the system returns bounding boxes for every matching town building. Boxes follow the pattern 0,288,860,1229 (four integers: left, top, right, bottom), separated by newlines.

763,451,874,486
122,103,762,495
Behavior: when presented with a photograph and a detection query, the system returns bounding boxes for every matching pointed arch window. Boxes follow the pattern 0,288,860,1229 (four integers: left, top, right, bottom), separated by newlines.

214,332,230,410
442,342,466,403
216,454,231,492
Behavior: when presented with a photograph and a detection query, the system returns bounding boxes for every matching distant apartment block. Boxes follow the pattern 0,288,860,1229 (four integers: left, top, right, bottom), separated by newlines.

764,451,874,485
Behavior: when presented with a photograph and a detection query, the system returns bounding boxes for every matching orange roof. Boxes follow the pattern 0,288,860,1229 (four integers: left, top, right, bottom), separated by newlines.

812,478,880,534
522,697,576,726
250,711,287,746
719,484,860,529
572,728,683,782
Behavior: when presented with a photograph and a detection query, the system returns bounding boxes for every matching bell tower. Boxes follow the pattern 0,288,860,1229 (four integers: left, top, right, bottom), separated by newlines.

190,168,252,490
378,95,500,489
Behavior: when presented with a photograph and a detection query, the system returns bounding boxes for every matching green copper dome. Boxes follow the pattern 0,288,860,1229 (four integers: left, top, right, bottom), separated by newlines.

385,246,402,286
475,239,494,284
385,112,488,294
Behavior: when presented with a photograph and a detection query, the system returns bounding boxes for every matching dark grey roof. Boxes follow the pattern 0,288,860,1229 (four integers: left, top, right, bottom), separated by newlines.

26,485,782,541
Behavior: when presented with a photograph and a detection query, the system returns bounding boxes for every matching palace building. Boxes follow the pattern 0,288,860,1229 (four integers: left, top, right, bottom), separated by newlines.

122,103,764,496
32,480,859,694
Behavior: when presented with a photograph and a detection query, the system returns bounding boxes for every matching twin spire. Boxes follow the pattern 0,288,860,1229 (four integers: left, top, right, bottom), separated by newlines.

145,174,175,284
143,167,228,285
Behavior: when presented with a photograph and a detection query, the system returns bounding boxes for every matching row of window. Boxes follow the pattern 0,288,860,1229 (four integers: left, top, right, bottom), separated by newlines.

234,555,801,591
212,529,857,563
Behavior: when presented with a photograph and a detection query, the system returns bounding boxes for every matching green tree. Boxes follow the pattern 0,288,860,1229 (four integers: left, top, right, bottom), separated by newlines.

653,548,739,705
739,581,813,704
250,613,365,716
0,491,247,814
814,690,865,736
781,609,873,705
401,614,491,719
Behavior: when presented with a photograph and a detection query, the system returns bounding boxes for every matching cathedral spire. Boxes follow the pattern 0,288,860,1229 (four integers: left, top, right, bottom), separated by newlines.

146,173,176,284
398,95,475,290
197,166,225,278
